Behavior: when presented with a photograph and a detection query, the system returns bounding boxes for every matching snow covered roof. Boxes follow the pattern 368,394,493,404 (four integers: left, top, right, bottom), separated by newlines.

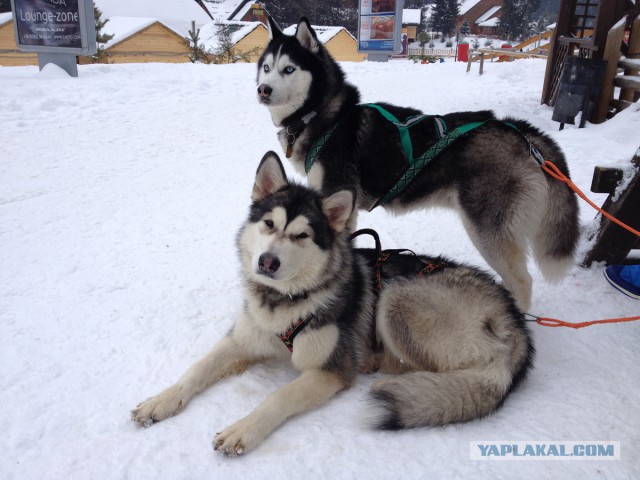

101,16,183,49
199,20,265,52
459,0,483,15
475,6,501,25
283,25,355,44
402,9,421,25
478,17,500,28
203,0,250,21
94,0,212,35
0,12,12,26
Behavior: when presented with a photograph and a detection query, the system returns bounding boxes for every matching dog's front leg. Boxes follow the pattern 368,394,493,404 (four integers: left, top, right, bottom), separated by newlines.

131,335,258,426
213,369,347,456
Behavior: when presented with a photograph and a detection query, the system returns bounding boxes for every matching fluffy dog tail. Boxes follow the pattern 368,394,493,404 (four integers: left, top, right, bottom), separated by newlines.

369,357,530,429
508,119,581,282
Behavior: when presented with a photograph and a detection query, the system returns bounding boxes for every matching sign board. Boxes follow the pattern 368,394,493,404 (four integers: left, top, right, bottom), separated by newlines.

10,0,96,55
357,0,404,55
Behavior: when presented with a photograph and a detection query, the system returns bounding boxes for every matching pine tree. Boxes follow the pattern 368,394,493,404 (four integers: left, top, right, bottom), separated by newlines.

460,20,470,37
94,7,114,63
431,0,458,38
500,0,542,40
186,21,211,63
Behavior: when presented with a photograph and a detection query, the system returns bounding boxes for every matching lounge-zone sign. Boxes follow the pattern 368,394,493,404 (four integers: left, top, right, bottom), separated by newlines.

11,0,96,55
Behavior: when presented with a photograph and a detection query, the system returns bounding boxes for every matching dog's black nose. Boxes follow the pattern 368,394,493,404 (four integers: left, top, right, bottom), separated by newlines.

257,84,272,98
258,253,280,274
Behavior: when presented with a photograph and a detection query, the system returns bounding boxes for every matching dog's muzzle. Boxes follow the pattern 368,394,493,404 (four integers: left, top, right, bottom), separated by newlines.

258,252,280,275
257,84,272,103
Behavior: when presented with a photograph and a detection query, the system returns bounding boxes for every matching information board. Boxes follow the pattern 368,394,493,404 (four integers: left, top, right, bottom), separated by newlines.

11,0,96,55
357,0,404,55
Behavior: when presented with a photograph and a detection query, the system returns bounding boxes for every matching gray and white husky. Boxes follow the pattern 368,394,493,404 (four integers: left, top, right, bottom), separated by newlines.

256,17,579,311
131,152,534,456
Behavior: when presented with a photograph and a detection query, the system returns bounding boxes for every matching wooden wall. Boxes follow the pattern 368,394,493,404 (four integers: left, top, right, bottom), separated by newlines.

325,30,366,62
93,22,189,64
233,26,269,62
0,21,38,66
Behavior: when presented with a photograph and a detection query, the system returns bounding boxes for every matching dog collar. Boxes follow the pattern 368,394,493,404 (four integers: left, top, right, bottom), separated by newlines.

277,314,315,352
285,111,317,158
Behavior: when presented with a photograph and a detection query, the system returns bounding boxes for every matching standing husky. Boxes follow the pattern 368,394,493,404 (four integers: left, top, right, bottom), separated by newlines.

131,152,534,456
256,17,579,311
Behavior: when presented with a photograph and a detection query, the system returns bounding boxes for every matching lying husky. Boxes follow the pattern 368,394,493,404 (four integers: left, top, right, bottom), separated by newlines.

131,152,534,456
256,17,579,311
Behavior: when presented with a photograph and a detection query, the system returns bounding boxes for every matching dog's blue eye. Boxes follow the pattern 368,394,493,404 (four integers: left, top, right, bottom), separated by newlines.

263,65,270,73
284,66,296,74
264,220,274,228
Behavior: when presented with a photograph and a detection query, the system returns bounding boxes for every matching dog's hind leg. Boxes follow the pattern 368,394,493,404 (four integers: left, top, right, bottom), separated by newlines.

460,216,532,311
131,335,259,426
372,273,532,428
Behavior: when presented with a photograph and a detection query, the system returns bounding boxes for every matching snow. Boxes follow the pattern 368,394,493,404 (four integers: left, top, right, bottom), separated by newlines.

203,0,248,22
1,58,639,479
460,0,484,15
200,21,265,52
476,6,502,25
402,9,422,25
0,11,12,26
283,24,353,44
94,0,213,34
101,16,159,49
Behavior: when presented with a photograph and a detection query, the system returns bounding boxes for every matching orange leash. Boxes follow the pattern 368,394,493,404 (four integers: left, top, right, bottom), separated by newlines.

541,160,640,237
530,314,640,329
528,161,640,329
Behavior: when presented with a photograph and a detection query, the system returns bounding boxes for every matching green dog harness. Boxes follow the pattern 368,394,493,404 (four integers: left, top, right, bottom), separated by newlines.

304,104,545,209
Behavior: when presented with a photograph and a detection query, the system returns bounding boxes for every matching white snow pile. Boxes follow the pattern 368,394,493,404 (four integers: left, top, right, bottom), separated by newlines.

1,58,639,479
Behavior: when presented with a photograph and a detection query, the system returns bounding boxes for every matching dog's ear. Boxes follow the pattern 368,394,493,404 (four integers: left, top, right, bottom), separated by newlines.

295,17,320,53
253,151,288,202
267,15,282,41
321,189,355,233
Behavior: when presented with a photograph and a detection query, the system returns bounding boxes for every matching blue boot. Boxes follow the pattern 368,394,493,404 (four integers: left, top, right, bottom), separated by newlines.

604,265,640,299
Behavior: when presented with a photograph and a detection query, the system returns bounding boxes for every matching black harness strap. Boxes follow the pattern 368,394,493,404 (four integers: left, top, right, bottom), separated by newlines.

277,314,315,352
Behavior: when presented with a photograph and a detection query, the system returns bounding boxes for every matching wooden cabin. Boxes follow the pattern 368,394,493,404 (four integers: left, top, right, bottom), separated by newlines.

80,17,189,64
0,12,38,66
283,24,366,62
200,21,268,63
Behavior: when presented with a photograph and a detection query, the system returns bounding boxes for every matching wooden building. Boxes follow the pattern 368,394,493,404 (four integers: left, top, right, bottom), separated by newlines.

283,24,366,62
457,0,503,36
0,12,37,66
81,17,190,64
200,20,268,63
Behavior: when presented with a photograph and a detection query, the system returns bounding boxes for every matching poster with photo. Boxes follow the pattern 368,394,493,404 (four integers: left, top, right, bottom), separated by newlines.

357,0,403,54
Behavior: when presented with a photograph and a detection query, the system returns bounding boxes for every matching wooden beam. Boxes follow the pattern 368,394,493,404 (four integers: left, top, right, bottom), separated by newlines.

593,16,627,123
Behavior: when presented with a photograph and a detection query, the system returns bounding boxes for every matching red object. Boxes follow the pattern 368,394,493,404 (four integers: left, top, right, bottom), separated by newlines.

457,43,469,62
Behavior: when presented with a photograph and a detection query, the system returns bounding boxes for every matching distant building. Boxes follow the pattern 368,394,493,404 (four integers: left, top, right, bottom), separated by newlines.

79,17,190,64
282,24,366,62
199,20,268,63
402,9,422,43
0,13,37,66
457,0,503,36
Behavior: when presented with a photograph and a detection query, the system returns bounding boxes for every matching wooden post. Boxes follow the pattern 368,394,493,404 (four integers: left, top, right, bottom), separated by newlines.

620,15,640,102
593,16,627,123
479,52,484,75
583,151,640,266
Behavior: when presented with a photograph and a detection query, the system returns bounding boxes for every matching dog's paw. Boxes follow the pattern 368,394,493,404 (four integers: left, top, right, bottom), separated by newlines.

131,385,188,426
213,416,265,457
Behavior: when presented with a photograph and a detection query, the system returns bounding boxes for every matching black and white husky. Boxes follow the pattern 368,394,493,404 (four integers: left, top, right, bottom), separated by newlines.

132,152,534,456
256,17,579,311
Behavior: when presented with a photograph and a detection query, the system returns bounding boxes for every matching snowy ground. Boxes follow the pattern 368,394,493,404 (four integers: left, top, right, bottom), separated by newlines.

1,58,639,479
